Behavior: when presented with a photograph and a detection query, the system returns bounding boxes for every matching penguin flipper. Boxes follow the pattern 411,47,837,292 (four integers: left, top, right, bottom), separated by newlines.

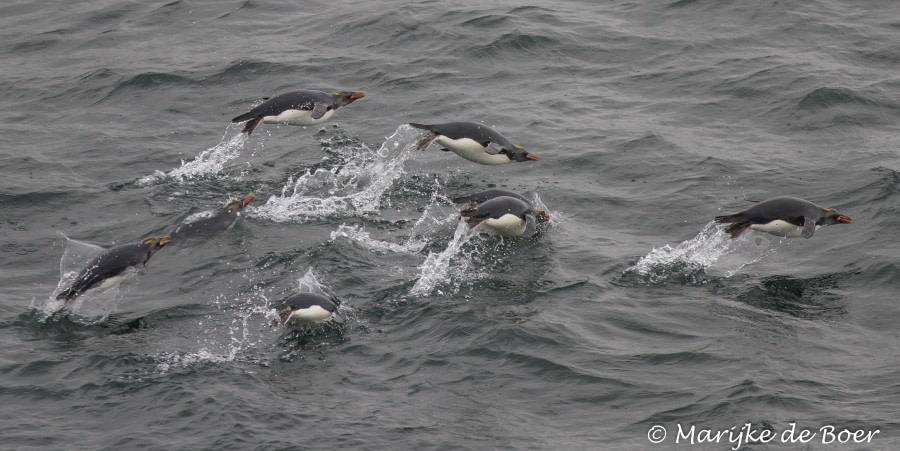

311,103,328,120
485,142,504,155
801,217,816,239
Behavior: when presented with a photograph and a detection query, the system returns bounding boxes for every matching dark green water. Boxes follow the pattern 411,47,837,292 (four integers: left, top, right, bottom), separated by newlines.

1,0,899,449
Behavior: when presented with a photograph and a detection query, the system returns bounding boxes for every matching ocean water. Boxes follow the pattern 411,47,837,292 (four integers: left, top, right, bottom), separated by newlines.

1,0,899,449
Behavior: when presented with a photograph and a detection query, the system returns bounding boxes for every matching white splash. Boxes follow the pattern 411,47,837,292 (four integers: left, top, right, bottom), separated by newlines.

410,220,476,296
627,221,780,283
296,267,329,294
251,124,420,222
139,125,247,185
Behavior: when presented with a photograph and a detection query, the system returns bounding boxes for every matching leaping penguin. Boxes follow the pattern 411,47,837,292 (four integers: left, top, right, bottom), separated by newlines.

714,196,852,239
232,89,365,134
170,193,255,243
409,122,538,165
460,196,549,238
272,293,343,327
57,236,172,302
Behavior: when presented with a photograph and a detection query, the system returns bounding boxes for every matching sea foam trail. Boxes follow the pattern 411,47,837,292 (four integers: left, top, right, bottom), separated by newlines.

410,221,476,296
330,224,427,254
251,124,420,222
626,221,780,283
138,125,247,185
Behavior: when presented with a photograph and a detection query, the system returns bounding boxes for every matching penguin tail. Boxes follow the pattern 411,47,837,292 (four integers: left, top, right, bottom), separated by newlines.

714,213,742,224
451,194,475,204
459,206,485,227
408,123,433,131
240,117,264,135
459,205,477,217
231,111,256,123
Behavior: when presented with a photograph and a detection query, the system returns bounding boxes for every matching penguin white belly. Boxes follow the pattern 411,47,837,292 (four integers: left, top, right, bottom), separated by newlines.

264,108,334,126
751,220,821,238
91,267,139,293
436,136,511,165
478,214,527,237
289,305,334,323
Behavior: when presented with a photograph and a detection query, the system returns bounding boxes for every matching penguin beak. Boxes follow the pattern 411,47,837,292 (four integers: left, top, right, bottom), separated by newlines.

349,91,366,100
159,236,172,246
524,152,538,161
241,193,256,208
836,214,852,224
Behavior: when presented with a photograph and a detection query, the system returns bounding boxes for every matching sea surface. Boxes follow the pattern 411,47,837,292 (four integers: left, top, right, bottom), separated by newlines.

1,0,899,449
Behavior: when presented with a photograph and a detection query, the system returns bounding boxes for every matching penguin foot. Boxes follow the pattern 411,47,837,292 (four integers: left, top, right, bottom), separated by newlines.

416,133,437,151
242,117,264,135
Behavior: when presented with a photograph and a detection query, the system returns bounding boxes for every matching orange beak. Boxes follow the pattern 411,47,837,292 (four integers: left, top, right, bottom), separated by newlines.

350,91,366,100
159,235,172,246
525,152,538,161
242,193,256,208
837,214,852,224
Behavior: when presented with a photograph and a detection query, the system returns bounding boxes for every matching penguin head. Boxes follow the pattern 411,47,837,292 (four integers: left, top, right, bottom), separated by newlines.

534,208,551,223
333,91,366,108
142,236,172,255
822,208,852,225
510,144,538,162
224,193,256,214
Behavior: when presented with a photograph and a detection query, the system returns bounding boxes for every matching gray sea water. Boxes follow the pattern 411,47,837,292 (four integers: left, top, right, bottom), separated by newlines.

1,0,899,449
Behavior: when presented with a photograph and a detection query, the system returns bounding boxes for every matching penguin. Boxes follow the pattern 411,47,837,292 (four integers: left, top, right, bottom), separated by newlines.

272,293,342,327
56,236,172,302
460,196,549,238
409,122,538,165
170,193,255,242
452,189,551,226
714,196,852,239
232,89,365,134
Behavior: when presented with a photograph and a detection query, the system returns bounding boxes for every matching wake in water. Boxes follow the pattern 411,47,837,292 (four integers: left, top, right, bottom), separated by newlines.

138,124,248,185
328,186,460,255
251,124,421,222
624,221,782,285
